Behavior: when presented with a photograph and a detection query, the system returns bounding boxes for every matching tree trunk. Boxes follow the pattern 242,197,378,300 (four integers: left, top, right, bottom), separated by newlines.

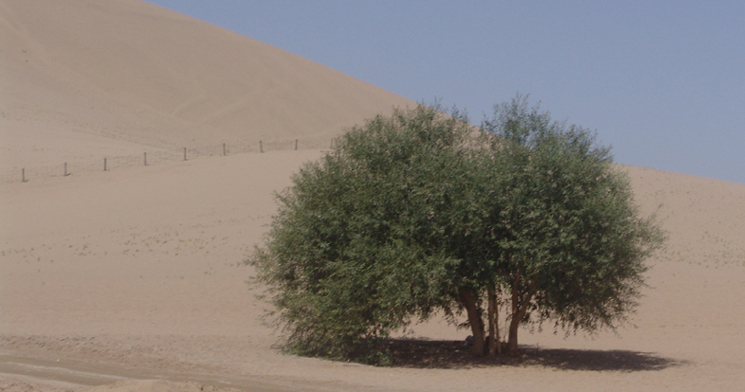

460,288,485,356
508,278,520,353
507,272,536,354
487,286,497,356
495,290,501,355
507,311,520,353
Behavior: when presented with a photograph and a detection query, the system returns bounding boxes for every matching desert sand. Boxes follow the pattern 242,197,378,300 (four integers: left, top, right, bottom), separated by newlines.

2,1,744,391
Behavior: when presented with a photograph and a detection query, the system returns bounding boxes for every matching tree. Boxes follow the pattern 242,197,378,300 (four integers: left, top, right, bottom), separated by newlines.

481,97,665,352
248,98,664,363
249,105,481,363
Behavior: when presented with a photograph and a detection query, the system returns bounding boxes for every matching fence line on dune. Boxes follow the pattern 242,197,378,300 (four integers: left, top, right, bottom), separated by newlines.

1,138,326,184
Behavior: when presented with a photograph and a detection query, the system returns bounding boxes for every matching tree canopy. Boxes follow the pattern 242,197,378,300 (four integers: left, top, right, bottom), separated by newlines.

248,97,664,363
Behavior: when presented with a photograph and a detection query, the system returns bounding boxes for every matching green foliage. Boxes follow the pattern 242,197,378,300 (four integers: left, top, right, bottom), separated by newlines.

248,97,664,363
483,97,664,348
250,105,480,363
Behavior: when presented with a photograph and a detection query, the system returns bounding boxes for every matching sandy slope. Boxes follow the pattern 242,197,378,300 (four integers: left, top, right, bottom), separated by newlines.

0,0,414,172
2,0,745,391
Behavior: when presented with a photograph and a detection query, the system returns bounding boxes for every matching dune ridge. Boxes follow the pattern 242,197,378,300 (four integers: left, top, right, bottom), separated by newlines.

0,0,414,171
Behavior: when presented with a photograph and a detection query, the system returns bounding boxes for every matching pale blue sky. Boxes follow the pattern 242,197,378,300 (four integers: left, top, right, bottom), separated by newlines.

146,1,744,184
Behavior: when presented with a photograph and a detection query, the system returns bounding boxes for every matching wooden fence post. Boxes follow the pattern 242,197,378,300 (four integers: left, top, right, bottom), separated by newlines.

22,168,26,183
223,143,226,156
64,162,69,176
295,139,298,150
184,147,187,161
104,158,107,171
144,152,147,166
260,140,263,153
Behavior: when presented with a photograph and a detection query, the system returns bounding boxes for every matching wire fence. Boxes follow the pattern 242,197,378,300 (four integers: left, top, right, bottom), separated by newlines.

1,138,323,183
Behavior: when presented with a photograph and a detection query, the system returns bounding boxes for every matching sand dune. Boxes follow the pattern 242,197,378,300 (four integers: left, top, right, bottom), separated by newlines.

1,1,744,391
0,0,414,171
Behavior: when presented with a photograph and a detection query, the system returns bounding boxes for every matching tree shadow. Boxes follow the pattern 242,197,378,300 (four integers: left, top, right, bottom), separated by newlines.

383,338,687,371
516,346,688,372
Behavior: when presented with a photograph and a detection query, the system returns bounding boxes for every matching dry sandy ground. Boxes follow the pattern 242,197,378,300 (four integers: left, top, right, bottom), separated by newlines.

2,0,745,391
1,151,744,392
